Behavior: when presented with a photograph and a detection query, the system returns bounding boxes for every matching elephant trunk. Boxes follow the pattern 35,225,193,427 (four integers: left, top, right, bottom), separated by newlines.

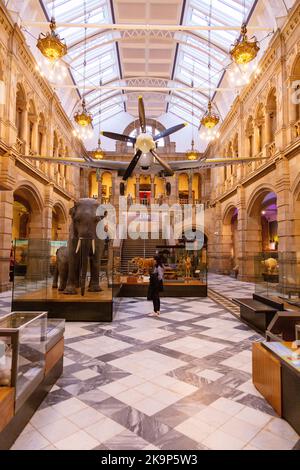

80,239,91,296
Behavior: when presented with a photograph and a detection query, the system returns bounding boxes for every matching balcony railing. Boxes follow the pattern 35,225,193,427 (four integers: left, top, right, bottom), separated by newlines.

268,141,276,158
14,137,25,154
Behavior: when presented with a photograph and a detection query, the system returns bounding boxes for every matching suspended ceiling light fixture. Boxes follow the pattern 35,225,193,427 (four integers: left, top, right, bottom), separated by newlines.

93,138,105,159
201,101,220,129
230,23,260,65
37,17,67,62
186,79,200,160
74,98,93,127
186,140,199,160
200,0,220,132
92,72,104,160
73,0,93,139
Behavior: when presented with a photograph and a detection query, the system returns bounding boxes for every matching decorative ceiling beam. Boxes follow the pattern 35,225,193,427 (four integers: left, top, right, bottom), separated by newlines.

51,84,237,92
22,21,273,32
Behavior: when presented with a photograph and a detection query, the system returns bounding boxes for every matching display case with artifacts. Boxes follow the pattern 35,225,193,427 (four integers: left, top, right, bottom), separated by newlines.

12,198,117,322
254,251,300,309
0,312,47,411
119,243,207,297
0,311,65,449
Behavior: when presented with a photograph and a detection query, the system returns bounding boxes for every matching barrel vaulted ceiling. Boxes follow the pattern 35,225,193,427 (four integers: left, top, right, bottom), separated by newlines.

8,0,297,150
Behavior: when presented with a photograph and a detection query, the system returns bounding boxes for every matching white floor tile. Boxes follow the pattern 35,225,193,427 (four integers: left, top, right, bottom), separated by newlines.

196,369,224,382
39,418,79,444
175,418,215,443
54,430,99,450
250,429,295,450
202,429,245,450
68,407,106,428
235,406,272,427
265,417,299,442
85,417,125,443
219,417,263,443
72,368,99,381
52,397,87,417
210,397,245,416
30,406,62,429
11,429,50,450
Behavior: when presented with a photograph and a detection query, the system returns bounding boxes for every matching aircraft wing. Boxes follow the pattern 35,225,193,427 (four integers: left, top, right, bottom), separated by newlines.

163,156,269,172
18,155,129,170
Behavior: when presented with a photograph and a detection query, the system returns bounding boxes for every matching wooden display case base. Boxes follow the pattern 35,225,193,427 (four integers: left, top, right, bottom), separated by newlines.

0,359,63,450
12,285,114,322
0,388,15,433
119,279,207,298
252,342,281,415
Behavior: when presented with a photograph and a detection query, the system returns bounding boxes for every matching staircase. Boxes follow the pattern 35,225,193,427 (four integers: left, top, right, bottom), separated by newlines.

120,235,166,273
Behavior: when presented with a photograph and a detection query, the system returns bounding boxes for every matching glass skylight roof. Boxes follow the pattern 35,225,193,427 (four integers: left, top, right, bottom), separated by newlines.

42,0,124,123
171,0,255,125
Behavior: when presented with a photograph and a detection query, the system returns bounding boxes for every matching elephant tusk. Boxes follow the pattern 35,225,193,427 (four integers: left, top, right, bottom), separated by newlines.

92,239,95,255
75,238,81,254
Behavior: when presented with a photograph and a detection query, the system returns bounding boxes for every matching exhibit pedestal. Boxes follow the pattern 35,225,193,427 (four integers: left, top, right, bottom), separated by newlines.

252,341,300,436
12,285,116,322
119,278,207,298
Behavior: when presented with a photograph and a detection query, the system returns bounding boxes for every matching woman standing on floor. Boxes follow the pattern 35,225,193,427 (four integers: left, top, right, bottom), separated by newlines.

148,255,164,317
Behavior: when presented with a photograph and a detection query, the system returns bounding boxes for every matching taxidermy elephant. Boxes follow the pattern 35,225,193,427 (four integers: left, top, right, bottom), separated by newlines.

52,246,68,291
63,198,105,296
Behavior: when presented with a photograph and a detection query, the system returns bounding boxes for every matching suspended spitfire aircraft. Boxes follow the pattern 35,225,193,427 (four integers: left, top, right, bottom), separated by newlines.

20,96,268,177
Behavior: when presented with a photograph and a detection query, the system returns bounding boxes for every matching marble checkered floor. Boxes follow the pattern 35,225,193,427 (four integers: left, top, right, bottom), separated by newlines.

208,273,255,299
4,292,299,451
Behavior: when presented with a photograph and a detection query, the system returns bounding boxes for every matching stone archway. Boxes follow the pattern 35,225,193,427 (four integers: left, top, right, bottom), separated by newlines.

222,205,239,276
13,184,46,281
52,203,68,241
245,187,278,280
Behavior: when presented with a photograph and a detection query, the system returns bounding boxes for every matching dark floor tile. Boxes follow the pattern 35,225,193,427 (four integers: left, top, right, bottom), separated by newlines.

112,406,171,442
155,407,189,429
93,397,129,417
154,429,201,450
103,429,149,450
237,394,277,416
38,389,73,409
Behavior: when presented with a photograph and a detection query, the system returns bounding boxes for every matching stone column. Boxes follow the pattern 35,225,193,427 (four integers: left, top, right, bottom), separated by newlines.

150,176,155,204
111,173,118,206
235,186,248,281
174,174,179,204
135,175,140,202
21,105,28,153
275,157,293,291
31,118,38,154
188,172,193,204
254,123,260,155
288,82,297,142
0,191,13,292
265,112,272,145
97,170,103,202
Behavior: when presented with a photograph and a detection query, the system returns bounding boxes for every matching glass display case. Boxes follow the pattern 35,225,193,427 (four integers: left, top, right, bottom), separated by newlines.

12,238,114,321
0,312,47,411
254,251,279,298
254,251,300,306
45,318,65,352
157,244,207,284
119,242,207,297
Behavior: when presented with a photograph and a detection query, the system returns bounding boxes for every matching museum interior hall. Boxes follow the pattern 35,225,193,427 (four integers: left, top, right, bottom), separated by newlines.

0,0,300,452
